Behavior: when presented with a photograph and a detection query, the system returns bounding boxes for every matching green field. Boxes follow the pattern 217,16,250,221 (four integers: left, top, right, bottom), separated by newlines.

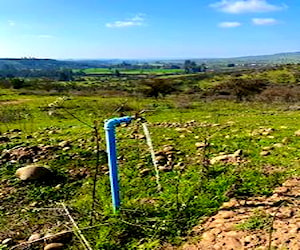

77,67,184,75
0,86,299,249
0,64,300,249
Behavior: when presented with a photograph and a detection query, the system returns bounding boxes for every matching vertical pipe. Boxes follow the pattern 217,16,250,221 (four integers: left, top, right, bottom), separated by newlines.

104,116,133,213
105,127,120,212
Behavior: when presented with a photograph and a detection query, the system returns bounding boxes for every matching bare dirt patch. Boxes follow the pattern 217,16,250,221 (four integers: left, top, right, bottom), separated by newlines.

165,178,300,250
0,99,30,105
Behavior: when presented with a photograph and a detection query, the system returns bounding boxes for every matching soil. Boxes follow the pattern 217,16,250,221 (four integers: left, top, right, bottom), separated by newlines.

164,178,300,250
0,99,30,105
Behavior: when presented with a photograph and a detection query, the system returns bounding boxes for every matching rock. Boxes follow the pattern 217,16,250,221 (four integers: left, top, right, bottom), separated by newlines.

44,243,64,250
28,233,41,242
274,143,284,148
282,137,290,144
201,231,215,242
135,134,145,139
218,211,236,219
260,151,270,156
195,142,208,149
294,130,300,137
16,165,52,181
233,149,243,157
262,146,273,151
274,186,289,194
221,199,239,209
210,155,230,164
2,238,13,245
288,105,300,111
140,168,151,176
45,231,72,244
155,155,166,164
163,146,175,152
58,141,71,148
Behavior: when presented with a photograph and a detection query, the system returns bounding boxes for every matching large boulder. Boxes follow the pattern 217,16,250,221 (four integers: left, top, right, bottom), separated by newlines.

16,165,52,181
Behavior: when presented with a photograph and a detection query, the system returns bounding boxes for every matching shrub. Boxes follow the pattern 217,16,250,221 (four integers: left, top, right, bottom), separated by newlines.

141,79,178,98
211,77,268,101
258,85,300,102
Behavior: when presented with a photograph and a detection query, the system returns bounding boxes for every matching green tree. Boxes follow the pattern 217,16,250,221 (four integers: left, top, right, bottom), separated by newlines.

142,79,177,98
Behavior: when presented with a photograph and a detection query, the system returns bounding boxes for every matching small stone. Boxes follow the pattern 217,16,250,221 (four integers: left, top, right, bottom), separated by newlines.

45,231,72,244
244,235,252,243
2,238,13,245
163,146,175,152
44,243,64,250
155,155,166,163
140,168,151,176
195,142,208,149
260,151,270,156
294,130,300,137
201,231,215,241
274,143,284,148
262,146,273,151
274,186,289,194
221,199,239,209
16,165,52,181
218,211,236,219
28,233,41,242
58,141,70,148
282,137,290,144
233,149,242,157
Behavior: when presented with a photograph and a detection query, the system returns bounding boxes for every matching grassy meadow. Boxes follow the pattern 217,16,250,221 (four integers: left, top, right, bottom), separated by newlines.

0,66,300,249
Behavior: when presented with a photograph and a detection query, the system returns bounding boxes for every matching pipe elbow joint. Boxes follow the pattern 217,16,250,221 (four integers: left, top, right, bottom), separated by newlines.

104,116,133,130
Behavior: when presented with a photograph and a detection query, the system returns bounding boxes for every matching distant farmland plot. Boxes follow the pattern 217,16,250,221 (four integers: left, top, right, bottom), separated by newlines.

77,67,184,75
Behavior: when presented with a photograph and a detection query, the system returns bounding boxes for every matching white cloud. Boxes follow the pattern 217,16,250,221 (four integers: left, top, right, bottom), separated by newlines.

252,17,278,25
219,21,242,28
106,14,145,28
210,0,286,14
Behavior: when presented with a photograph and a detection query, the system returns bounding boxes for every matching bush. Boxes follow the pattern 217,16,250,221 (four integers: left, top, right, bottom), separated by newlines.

11,78,25,89
210,77,268,101
141,79,178,98
258,85,300,102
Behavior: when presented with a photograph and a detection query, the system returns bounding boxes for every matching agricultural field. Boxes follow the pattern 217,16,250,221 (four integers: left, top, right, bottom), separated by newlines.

0,65,300,249
76,68,184,75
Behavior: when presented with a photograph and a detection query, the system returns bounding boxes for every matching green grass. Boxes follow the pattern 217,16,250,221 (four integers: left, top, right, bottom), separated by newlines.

0,89,299,249
236,210,272,231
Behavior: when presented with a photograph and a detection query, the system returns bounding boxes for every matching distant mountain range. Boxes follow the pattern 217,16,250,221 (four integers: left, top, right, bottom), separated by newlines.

0,51,300,71
200,51,300,65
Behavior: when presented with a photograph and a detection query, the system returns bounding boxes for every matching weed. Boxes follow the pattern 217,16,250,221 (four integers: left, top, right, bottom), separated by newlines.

236,210,272,231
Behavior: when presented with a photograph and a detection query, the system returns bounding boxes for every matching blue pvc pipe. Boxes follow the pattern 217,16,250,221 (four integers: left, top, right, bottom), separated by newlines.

104,116,133,213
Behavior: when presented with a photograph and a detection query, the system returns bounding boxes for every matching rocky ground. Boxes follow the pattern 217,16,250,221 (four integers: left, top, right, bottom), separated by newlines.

164,178,300,250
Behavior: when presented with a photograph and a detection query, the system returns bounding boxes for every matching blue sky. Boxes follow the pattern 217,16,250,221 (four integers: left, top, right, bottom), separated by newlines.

0,0,298,59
